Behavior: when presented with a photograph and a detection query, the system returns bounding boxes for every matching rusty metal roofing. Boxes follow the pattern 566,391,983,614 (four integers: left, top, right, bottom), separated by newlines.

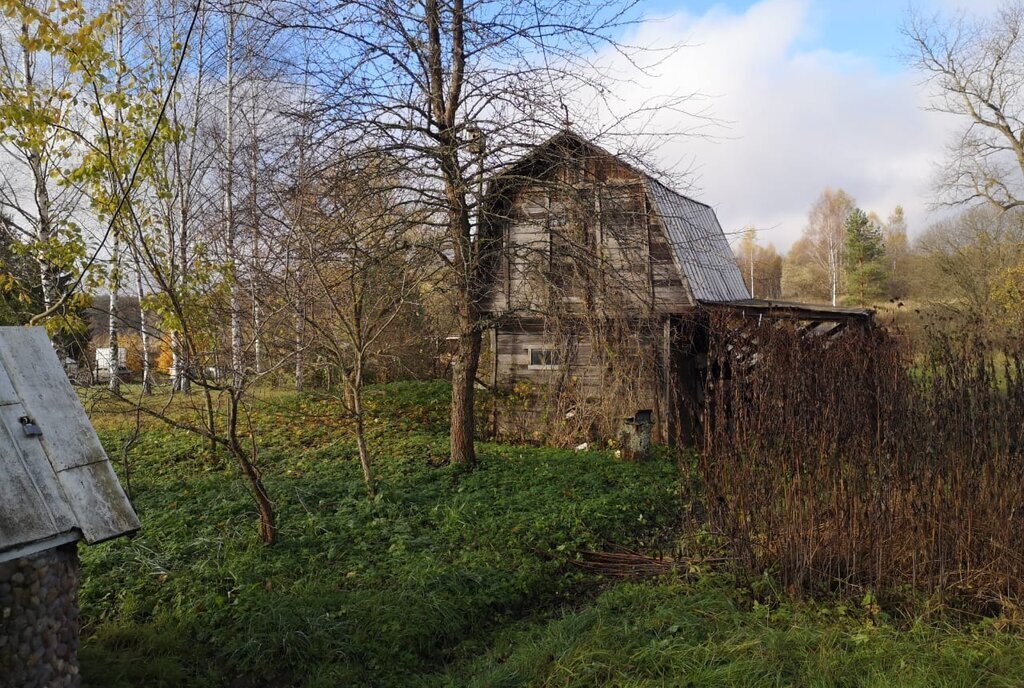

643,177,751,303
0,327,139,562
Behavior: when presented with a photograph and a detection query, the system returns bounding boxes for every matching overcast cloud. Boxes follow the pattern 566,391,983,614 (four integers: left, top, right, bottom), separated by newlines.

602,0,959,251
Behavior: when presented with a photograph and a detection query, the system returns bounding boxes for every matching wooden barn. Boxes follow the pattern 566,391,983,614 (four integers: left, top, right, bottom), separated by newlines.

482,131,871,444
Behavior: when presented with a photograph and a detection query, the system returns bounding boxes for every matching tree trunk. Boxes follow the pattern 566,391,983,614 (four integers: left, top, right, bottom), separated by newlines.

22,22,56,317
108,232,120,392
227,393,275,544
294,306,304,392
134,249,152,395
224,11,243,391
350,362,374,498
250,93,262,376
450,324,481,465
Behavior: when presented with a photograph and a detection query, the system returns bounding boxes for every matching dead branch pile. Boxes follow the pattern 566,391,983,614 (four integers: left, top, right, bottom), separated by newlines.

573,547,678,578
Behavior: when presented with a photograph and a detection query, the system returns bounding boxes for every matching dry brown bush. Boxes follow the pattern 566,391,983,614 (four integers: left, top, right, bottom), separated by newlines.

696,311,1024,608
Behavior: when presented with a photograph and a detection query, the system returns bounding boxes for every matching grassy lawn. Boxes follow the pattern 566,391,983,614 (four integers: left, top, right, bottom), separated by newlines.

80,381,1024,687
80,381,680,687
445,579,1024,687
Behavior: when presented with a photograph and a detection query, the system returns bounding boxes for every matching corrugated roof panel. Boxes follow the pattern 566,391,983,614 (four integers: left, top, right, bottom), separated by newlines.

643,177,750,303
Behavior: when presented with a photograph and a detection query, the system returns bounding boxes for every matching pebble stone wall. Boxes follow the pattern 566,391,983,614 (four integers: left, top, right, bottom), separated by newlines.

0,543,81,688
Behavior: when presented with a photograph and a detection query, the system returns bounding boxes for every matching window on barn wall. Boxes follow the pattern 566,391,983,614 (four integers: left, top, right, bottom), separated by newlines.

528,347,561,369
602,184,645,247
547,187,595,305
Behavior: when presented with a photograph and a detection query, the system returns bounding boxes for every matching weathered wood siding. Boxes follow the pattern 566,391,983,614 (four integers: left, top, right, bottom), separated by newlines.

488,154,693,317
494,320,603,394
0,327,140,561
493,319,664,401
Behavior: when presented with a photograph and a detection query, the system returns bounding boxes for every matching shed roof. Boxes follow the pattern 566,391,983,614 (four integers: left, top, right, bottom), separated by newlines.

701,298,874,322
0,327,139,563
642,177,751,303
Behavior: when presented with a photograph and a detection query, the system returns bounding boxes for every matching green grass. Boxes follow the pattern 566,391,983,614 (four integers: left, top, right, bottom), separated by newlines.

442,578,1024,687
80,380,1024,687
80,381,680,687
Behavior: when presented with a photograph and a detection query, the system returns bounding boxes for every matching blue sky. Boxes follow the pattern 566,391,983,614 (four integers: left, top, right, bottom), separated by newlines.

646,0,913,71
601,0,989,249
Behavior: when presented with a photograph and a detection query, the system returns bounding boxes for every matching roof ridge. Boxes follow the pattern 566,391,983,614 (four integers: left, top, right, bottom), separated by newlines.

641,172,712,210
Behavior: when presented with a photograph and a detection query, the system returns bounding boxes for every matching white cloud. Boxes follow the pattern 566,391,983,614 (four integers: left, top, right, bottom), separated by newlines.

595,0,956,251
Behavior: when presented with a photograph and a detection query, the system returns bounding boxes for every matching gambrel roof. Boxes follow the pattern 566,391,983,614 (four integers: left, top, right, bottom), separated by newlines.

0,327,139,562
642,176,750,302
486,130,750,306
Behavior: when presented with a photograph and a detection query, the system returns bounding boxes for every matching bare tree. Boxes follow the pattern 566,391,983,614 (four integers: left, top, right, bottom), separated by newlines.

288,0,678,465
905,3,1024,209
915,205,1024,332
278,155,433,497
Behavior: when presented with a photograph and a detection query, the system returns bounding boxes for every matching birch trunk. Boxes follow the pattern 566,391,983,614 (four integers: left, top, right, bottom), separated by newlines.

107,19,125,393
250,93,261,375
108,233,120,391
134,249,152,395
224,11,243,390
21,21,56,315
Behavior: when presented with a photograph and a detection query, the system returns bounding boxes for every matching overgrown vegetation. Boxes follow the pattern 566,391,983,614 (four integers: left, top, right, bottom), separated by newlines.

79,379,1024,687
697,313,1024,608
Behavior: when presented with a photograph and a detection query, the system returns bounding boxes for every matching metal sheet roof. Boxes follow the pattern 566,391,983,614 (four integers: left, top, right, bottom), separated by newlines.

0,327,139,562
643,177,750,303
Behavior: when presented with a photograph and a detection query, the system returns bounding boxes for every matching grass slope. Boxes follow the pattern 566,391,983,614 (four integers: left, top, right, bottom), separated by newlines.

444,579,1024,687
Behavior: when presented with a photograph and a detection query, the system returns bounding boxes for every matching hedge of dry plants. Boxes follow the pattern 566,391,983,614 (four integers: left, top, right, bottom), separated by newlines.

696,311,1024,609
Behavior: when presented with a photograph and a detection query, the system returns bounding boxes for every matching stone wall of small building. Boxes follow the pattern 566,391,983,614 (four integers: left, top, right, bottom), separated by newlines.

0,543,81,688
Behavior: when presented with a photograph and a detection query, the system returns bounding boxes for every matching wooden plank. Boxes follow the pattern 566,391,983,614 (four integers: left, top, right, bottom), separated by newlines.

54,461,140,544
0,357,20,405
0,402,77,555
0,328,107,471
0,327,140,546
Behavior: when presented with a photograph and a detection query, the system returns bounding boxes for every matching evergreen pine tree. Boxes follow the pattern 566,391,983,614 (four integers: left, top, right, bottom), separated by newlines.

845,208,888,305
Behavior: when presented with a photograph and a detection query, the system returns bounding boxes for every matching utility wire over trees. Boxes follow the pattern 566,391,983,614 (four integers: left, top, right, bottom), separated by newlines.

0,0,699,538
0,0,110,343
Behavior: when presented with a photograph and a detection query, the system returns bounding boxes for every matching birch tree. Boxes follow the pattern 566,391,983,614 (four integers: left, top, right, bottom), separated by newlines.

0,0,104,337
806,188,854,305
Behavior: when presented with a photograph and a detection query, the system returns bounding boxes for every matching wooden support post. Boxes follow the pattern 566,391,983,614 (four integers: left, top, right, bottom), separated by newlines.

661,316,674,445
